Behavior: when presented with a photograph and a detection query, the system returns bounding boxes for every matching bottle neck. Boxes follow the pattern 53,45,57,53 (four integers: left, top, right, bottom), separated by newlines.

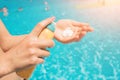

47,22,56,32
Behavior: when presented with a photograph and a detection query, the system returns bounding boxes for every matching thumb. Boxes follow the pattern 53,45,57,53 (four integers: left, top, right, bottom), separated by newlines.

30,17,55,36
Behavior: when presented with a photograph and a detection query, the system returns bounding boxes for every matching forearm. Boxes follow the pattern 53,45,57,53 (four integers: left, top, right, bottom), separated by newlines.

0,19,11,40
0,47,14,78
0,19,11,51
0,19,27,51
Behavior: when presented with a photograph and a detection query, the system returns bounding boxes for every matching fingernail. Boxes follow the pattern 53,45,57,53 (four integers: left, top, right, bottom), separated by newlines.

50,16,55,21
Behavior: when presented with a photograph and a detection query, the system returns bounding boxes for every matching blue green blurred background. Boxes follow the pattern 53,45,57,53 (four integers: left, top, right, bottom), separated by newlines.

0,0,120,80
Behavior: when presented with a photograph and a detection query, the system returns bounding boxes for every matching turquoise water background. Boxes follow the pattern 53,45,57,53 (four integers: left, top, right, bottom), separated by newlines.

0,0,120,80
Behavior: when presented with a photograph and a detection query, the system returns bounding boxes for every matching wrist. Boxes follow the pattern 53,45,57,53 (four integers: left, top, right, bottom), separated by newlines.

0,54,15,78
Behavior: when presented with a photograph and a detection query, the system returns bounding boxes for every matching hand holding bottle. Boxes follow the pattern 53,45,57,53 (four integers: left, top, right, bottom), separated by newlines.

5,17,55,73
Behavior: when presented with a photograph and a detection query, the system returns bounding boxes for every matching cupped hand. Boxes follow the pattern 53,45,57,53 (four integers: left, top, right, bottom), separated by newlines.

54,19,94,43
5,17,55,72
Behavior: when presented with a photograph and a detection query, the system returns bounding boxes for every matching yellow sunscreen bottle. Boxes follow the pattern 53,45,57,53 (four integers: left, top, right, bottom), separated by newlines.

16,22,56,79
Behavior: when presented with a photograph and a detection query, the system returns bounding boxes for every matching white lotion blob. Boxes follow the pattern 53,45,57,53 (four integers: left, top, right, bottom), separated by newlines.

62,27,74,37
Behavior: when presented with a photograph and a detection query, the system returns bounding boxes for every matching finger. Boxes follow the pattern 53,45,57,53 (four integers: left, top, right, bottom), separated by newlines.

71,20,89,27
30,17,55,36
77,31,86,41
69,27,81,41
87,27,94,32
28,56,44,65
72,27,82,41
75,27,82,35
82,26,88,31
33,39,54,48
33,57,44,64
82,26,94,32
36,49,50,57
36,58,44,64
37,58,44,64
74,28,82,41
71,20,94,32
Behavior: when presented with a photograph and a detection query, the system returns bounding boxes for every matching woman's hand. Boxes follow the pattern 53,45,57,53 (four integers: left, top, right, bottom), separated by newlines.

54,19,94,43
4,17,55,73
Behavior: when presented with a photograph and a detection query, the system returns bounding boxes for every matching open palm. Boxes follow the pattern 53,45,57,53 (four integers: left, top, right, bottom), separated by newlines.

54,19,94,43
